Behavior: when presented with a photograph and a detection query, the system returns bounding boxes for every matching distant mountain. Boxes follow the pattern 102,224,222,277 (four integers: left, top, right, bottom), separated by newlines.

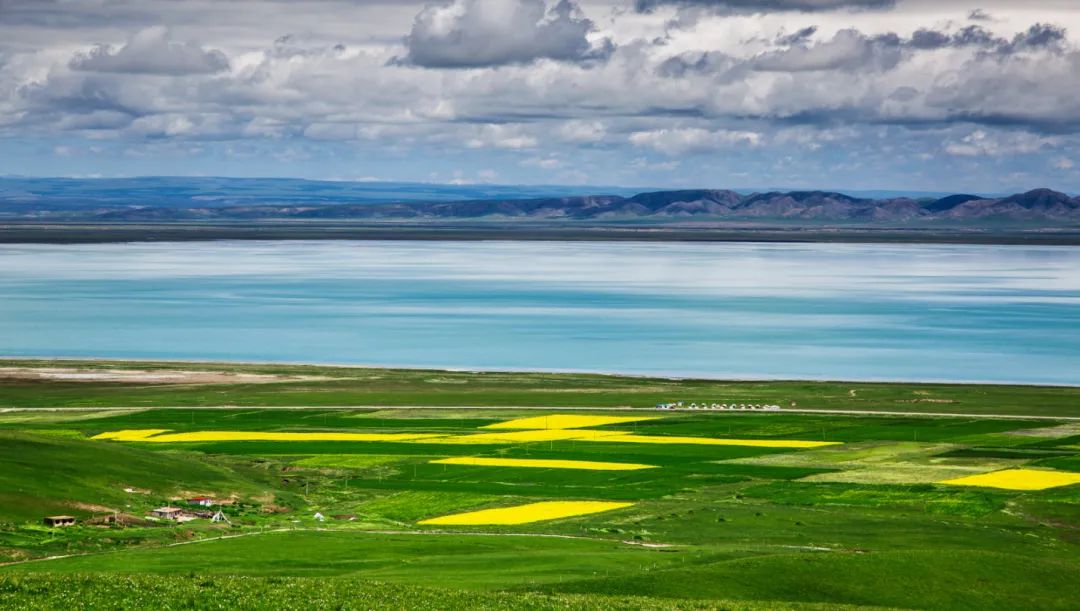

0,176,645,213
1,178,1077,225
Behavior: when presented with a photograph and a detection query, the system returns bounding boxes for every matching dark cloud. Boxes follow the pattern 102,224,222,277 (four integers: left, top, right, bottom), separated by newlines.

905,23,1066,54
777,26,818,46
657,50,739,77
635,0,895,13
70,27,229,75
1004,23,1067,52
968,9,992,22
401,0,612,68
908,28,951,50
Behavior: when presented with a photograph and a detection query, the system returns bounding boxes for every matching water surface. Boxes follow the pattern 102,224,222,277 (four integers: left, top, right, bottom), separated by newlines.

1,241,1078,385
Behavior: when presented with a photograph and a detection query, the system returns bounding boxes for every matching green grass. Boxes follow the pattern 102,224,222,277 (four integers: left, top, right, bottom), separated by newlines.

740,481,1007,517
0,574,870,611
0,364,1078,609
545,549,1080,611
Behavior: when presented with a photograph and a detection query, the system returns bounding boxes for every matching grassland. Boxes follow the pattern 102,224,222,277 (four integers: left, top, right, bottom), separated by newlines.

0,361,1078,609
2,358,1079,416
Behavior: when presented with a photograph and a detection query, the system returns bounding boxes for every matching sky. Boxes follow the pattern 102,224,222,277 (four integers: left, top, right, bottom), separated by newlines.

2,0,1080,193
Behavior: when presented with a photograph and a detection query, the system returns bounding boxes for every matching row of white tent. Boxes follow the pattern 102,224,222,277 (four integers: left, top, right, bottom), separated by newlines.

655,402,781,411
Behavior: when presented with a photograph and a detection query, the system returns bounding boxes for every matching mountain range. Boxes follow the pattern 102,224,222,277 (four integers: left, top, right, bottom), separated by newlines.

1,178,1078,225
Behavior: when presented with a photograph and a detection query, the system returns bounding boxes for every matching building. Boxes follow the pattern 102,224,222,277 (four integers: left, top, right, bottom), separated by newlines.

188,496,215,507
43,515,76,527
151,507,184,520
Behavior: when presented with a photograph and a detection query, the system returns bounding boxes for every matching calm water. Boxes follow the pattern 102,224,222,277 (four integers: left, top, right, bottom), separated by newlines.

1,240,1078,385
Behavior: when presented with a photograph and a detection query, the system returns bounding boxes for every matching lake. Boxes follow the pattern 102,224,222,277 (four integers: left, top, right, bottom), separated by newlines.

1,240,1078,385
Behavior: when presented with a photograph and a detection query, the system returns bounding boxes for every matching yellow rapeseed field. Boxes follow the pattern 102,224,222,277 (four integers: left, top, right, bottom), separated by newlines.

93,430,445,443
430,457,657,471
419,429,632,444
482,414,659,430
92,429,171,441
418,500,634,525
939,468,1080,490
589,434,841,448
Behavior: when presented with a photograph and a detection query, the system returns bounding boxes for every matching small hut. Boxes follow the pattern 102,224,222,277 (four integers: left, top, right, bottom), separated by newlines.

151,507,184,520
44,515,77,528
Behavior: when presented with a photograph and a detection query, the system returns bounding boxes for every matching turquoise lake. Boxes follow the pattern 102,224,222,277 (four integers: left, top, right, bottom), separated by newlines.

1,240,1078,385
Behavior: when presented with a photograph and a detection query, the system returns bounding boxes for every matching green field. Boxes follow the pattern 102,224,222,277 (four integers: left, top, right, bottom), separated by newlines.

0,361,1078,609
2,358,1080,416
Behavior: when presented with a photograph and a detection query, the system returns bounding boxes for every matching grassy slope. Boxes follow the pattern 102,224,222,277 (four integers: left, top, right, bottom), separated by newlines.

8,530,1078,610
0,574,878,611
0,432,271,522
1,359,1079,417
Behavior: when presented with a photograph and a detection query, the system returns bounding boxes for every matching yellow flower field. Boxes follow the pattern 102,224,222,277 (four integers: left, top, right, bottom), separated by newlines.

420,429,632,444
430,457,657,471
93,430,445,443
419,500,634,525
482,414,659,430
590,434,841,448
939,468,1080,491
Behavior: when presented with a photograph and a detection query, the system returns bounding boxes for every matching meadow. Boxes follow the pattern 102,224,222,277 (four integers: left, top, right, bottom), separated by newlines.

0,361,1078,609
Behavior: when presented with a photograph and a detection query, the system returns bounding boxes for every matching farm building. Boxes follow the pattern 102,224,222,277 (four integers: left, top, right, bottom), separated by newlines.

188,496,215,507
151,507,184,520
43,515,76,527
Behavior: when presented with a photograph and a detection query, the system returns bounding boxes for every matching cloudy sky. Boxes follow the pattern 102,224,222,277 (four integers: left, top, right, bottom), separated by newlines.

2,0,1080,192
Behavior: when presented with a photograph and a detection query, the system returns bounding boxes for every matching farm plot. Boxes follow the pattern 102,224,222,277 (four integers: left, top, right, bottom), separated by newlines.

430,457,657,471
940,468,1080,491
419,501,635,525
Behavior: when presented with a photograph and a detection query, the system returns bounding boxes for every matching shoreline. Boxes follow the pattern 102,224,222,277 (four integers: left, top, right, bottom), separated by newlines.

2,355,1077,389
3,222,1080,246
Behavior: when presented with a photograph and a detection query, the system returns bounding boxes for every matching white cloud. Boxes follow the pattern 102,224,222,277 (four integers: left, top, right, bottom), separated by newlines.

522,156,564,169
629,127,762,155
557,120,606,143
944,130,1057,157
70,27,229,75
402,0,612,68
465,124,539,149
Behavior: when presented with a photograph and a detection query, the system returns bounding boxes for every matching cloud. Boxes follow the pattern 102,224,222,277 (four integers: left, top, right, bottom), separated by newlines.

634,0,895,13
943,130,1057,157
751,29,901,72
1052,157,1074,170
401,0,612,68
69,27,229,75
521,155,564,169
557,120,606,143
465,124,539,149
3,0,1080,192
629,127,762,155
906,23,1066,54
777,26,818,46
